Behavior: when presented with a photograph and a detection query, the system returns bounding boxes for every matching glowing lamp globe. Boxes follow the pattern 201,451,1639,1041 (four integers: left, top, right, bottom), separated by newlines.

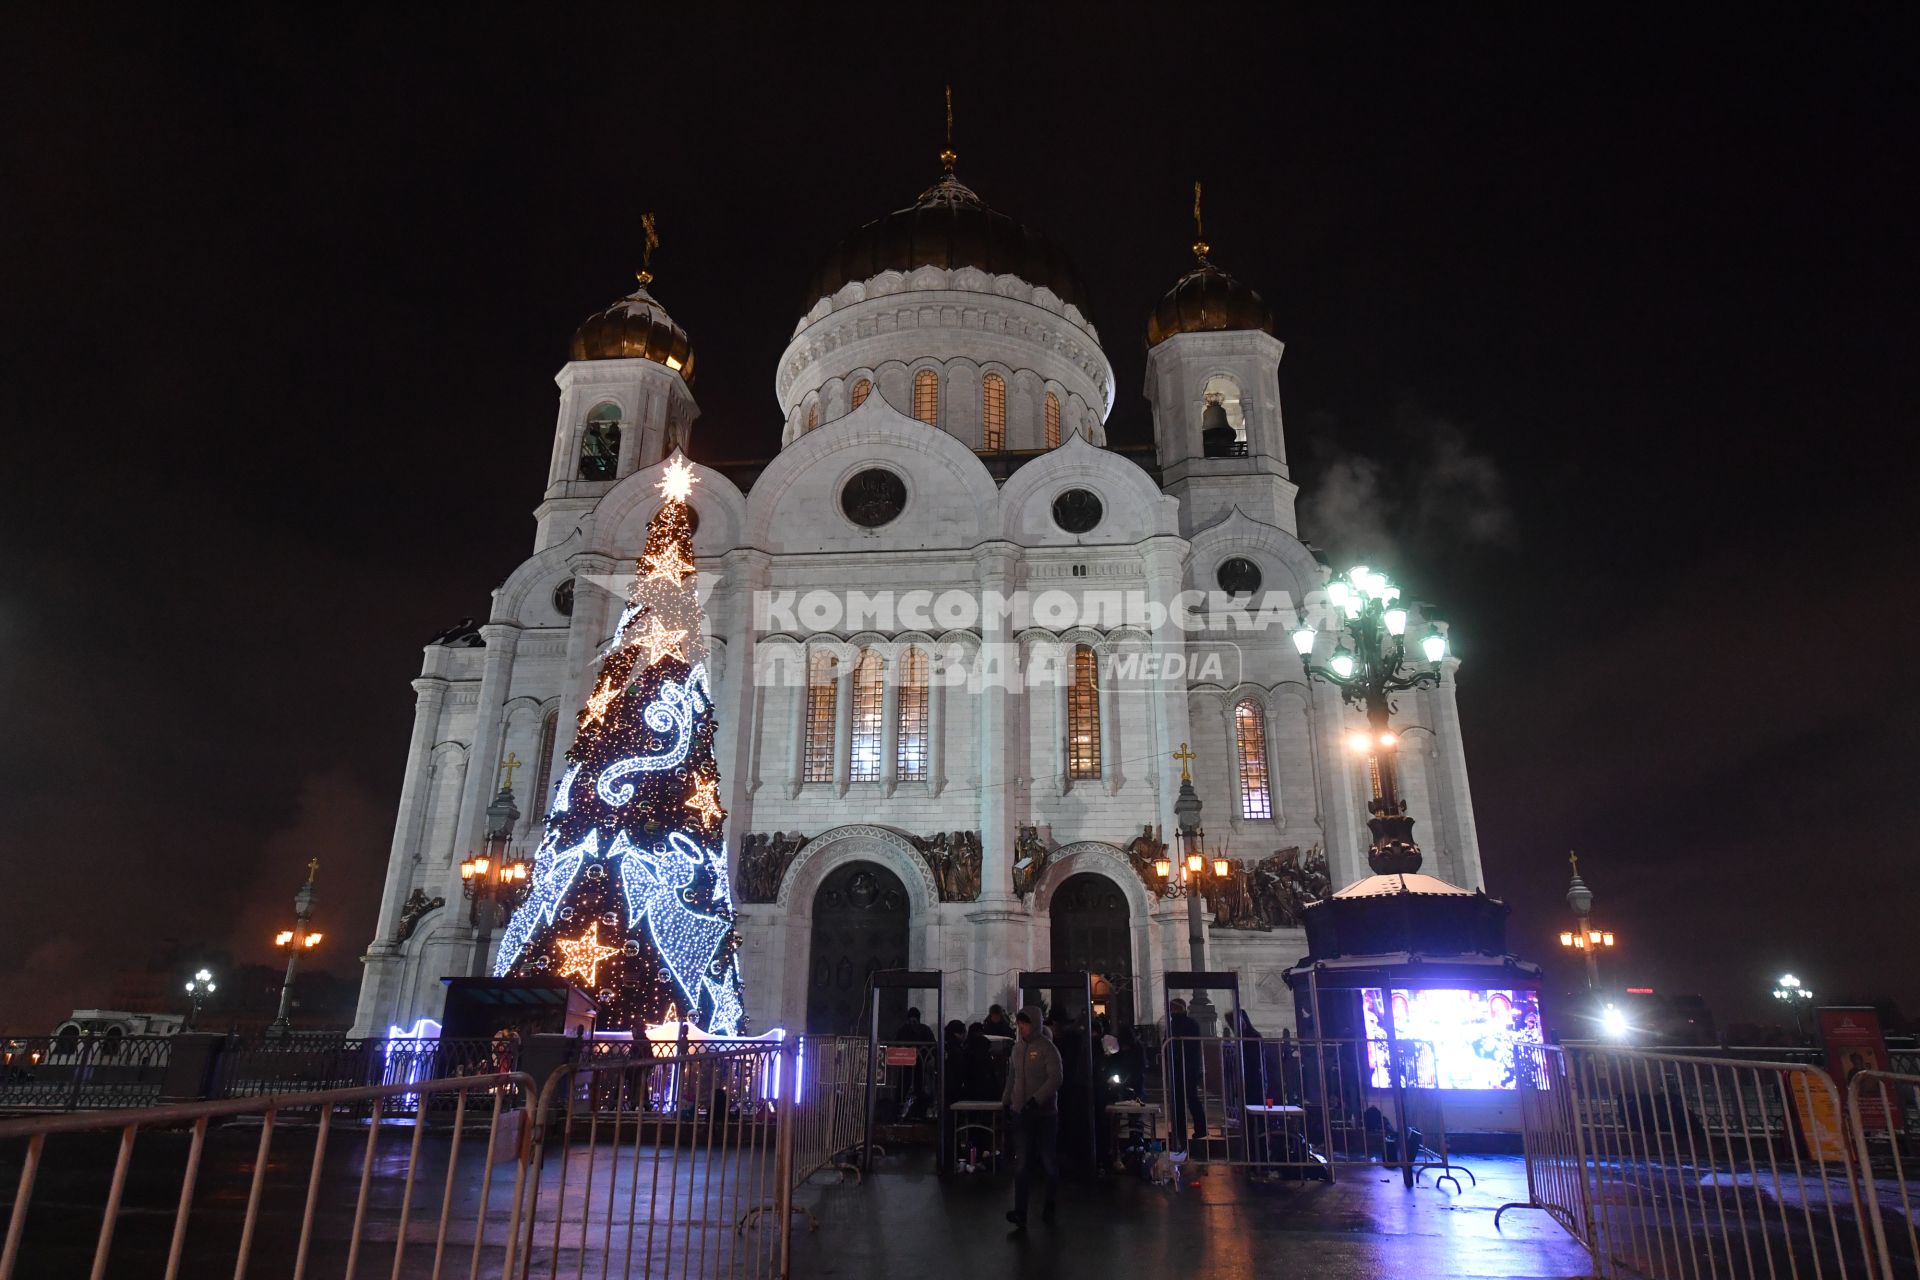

1384,604,1408,636
1421,629,1447,663
1330,651,1356,679
1290,624,1317,656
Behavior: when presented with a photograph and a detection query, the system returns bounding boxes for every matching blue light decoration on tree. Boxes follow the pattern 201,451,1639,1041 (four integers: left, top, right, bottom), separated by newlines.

495,455,745,1034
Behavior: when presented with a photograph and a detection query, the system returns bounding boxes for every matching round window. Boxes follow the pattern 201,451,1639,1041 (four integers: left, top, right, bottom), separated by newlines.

840,469,907,528
552,578,576,617
1051,488,1104,534
1216,557,1262,597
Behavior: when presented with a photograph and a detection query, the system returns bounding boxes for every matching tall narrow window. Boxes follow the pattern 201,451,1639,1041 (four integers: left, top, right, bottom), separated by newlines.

803,650,838,782
913,369,939,425
805,400,820,432
1068,644,1102,780
1044,392,1062,449
851,378,872,409
982,373,1006,450
896,646,929,781
533,710,559,816
578,402,622,480
1235,699,1273,819
849,649,884,782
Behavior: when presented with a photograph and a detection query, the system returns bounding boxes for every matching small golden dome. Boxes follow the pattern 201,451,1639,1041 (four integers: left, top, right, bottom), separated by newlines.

570,280,695,382
1145,259,1275,349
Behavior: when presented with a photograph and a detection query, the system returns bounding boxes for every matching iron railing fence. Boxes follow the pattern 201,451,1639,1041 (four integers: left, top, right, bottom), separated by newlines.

0,1035,174,1110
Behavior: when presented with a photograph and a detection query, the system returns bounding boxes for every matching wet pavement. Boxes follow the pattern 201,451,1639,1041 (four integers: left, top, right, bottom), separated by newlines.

789,1153,1595,1280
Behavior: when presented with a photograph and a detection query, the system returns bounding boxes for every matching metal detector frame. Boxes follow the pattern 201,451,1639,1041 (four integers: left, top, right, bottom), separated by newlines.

864,969,944,1174
1017,970,1099,1173
1164,971,1246,1155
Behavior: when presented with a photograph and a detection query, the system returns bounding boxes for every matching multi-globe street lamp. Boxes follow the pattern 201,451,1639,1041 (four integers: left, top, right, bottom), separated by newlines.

183,968,217,1030
268,860,323,1037
1290,565,1448,875
1773,972,1814,1040
1161,744,1232,1034
1558,852,1617,991
461,784,528,977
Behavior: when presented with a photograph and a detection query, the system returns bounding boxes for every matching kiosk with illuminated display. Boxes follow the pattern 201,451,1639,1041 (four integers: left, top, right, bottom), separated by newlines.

1284,869,1544,1150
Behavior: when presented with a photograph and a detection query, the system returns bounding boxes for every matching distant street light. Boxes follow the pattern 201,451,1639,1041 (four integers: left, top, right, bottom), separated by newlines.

1600,1003,1632,1041
1558,852,1617,991
462,784,528,977
183,968,217,1030
268,860,323,1037
1772,973,1814,1040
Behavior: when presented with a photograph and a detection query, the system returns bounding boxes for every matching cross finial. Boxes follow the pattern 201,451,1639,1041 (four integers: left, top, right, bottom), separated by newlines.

1568,850,1580,876
305,857,320,884
1172,741,1197,784
1192,180,1211,264
939,84,958,173
637,212,660,287
501,751,523,790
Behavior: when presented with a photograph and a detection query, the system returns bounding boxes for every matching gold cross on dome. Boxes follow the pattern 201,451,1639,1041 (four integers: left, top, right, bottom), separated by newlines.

1568,850,1580,875
637,212,660,286
500,751,523,790
1172,742,1196,783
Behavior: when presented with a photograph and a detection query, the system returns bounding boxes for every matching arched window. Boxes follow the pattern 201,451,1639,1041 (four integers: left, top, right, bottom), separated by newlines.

896,646,929,781
982,373,1006,450
805,400,820,432
803,650,838,782
533,710,559,816
912,369,939,426
850,649,884,782
851,378,872,409
1068,644,1101,780
578,402,622,480
1201,375,1247,456
1234,699,1273,819
1044,392,1062,449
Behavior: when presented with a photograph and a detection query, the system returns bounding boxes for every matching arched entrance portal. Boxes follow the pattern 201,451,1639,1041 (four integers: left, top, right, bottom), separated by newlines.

806,861,910,1034
1048,872,1134,1027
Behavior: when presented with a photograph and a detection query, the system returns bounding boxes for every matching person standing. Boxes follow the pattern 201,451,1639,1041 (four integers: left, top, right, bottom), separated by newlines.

1003,1005,1062,1228
1168,997,1206,1151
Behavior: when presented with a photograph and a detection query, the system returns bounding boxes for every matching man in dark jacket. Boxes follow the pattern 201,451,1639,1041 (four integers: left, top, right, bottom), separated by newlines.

1168,997,1207,1150
1002,1005,1062,1228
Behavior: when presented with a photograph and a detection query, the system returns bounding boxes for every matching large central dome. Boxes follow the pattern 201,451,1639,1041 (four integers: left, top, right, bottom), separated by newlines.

803,172,1089,316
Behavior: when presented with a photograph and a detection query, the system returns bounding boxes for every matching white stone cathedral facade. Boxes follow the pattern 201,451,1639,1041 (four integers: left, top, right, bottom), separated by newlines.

351,164,1486,1039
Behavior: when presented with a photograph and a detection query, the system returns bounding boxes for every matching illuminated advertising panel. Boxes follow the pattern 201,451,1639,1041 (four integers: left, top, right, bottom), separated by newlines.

1361,987,1544,1089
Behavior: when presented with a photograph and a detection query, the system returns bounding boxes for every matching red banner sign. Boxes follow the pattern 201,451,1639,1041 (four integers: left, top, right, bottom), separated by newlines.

884,1045,921,1067
1820,1005,1902,1134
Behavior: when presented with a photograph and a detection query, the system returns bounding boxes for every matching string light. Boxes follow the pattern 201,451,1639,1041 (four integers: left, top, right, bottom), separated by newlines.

633,613,688,662
685,775,724,827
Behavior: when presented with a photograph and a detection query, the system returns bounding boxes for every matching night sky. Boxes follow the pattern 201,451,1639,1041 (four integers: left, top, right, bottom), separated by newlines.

4,8,1915,1033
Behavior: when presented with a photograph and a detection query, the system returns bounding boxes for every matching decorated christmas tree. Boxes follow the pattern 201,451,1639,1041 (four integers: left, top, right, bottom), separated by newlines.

495,455,744,1034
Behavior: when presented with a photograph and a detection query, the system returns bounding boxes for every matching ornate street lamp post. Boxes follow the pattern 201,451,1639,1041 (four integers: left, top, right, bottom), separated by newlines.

1772,973,1814,1041
1290,566,1449,875
183,968,217,1030
1159,744,1235,1036
1558,852,1617,991
461,785,528,978
268,861,323,1037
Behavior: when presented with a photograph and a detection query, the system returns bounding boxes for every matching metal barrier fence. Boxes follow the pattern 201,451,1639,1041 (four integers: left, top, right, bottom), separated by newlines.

1496,1045,1590,1244
0,1070,537,1280
517,1039,806,1279
1502,1045,1892,1279
1848,1070,1920,1280
0,1035,174,1110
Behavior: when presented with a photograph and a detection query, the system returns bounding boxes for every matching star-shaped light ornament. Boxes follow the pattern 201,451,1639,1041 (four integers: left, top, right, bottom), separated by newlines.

634,613,688,664
642,542,697,583
582,677,621,726
685,774,724,827
554,921,621,987
657,455,698,502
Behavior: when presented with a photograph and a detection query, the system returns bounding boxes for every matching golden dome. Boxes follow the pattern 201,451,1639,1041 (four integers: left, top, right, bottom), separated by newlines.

569,279,695,382
1146,258,1275,349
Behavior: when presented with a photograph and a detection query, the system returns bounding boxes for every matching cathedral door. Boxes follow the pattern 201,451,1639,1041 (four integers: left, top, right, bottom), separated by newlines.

806,862,911,1035
1049,873,1134,1027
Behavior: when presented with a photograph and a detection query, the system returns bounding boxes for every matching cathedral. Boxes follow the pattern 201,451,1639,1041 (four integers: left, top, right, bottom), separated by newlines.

351,153,1487,1040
